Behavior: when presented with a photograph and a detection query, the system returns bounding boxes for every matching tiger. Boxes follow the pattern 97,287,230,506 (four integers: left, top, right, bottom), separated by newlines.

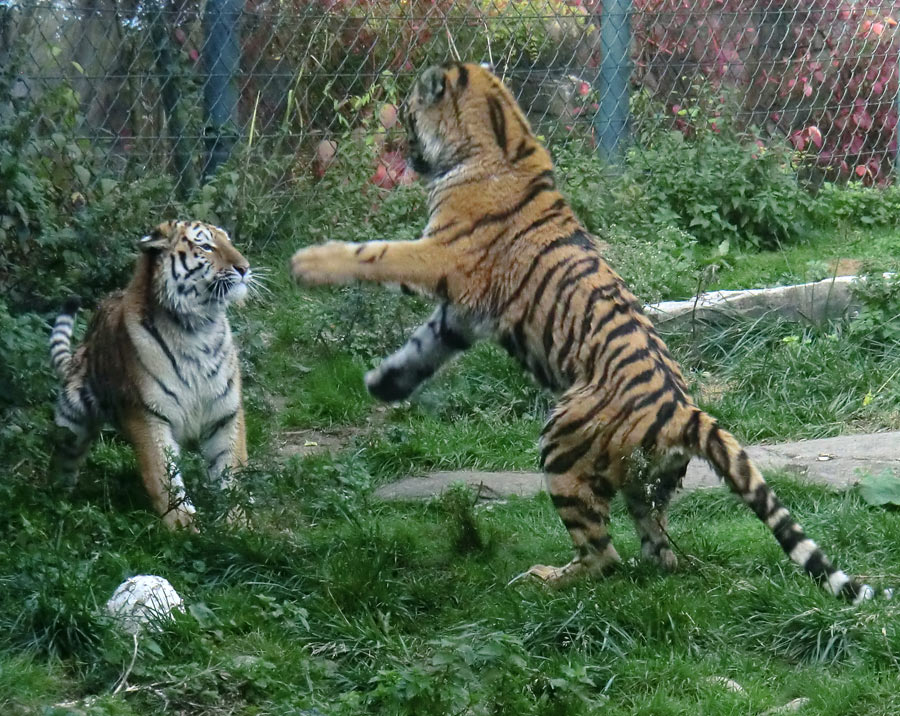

291,62,890,603
50,220,252,529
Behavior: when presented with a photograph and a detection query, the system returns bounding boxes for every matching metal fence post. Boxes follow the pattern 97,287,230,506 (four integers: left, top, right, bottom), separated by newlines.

594,0,632,163
150,0,197,199
202,0,242,179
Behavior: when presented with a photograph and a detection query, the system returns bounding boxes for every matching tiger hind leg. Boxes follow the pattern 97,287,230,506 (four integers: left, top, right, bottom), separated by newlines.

51,387,97,489
518,467,621,587
622,450,690,572
515,398,622,586
51,422,96,490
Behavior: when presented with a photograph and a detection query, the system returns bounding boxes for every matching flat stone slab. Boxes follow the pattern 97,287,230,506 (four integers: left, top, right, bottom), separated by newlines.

374,431,900,501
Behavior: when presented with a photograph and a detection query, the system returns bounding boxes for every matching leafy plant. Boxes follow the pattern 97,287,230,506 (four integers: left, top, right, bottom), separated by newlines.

858,469,900,507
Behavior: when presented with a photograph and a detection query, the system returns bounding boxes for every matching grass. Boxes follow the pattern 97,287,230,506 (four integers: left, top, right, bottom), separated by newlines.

3,465,900,715
2,176,900,713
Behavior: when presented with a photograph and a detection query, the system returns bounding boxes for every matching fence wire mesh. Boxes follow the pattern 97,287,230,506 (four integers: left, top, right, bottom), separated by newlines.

3,0,900,247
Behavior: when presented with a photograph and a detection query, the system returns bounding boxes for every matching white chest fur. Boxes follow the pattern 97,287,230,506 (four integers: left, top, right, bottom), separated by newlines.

128,312,240,443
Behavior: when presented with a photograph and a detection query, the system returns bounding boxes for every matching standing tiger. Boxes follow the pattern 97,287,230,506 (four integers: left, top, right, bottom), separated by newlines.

50,220,251,529
292,62,889,603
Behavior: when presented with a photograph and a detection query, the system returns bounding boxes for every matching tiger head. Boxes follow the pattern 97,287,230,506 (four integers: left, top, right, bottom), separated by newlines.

403,62,549,179
139,220,251,320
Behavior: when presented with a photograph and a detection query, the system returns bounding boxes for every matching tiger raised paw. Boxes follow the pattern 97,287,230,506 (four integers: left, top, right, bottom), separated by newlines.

50,220,253,529
292,63,890,603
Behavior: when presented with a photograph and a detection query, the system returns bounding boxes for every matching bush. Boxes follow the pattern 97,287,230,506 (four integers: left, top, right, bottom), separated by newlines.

814,182,900,227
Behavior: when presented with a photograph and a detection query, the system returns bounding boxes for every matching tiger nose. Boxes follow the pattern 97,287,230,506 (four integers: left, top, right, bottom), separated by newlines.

234,265,248,277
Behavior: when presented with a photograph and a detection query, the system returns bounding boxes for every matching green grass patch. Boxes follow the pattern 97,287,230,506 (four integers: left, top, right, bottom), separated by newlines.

3,468,900,714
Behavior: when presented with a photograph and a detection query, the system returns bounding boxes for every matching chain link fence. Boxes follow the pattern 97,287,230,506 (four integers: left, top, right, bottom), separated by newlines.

3,0,900,245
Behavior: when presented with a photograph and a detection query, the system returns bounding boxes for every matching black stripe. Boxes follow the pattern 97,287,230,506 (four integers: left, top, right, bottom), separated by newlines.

588,315,638,374
735,451,755,495
683,410,702,448
211,377,235,403
706,427,731,477
55,402,84,424
540,261,583,357
203,410,237,441
550,494,583,509
771,513,795,543
511,140,536,163
503,230,589,311
524,255,578,324
620,368,656,395
446,171,556,244
206,447,230,469
426,219,460,237
587,535,612,553
839,580,864,601
590,476,616,500
140,319,186,384
803,547,837,583
640,399,677,449
456,63,468,88
544,440,592,474
776,527,806,557
486,95,507,152
135,352,182,404
140,399,172,424
505,209,564,246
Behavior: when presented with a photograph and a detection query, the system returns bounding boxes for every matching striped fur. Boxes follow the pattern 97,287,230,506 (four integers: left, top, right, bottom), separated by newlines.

292,63,888,602
50,220,252,529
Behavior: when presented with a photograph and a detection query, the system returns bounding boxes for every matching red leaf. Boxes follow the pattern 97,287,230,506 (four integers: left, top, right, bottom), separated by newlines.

808,125,823,148
855,165,867,177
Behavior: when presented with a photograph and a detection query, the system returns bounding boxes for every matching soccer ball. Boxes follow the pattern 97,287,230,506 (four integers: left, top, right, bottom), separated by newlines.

105,575,185,634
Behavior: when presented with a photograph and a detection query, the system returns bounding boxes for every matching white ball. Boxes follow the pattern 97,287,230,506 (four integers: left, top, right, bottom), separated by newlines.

105,575,185,635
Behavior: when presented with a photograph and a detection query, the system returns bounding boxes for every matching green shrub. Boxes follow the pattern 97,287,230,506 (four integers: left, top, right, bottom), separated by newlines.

814,182,900,228
850,272,900,350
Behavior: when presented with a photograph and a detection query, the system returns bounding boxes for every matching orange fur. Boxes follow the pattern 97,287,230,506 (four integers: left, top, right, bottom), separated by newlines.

292,63,883,602
51,221,250,529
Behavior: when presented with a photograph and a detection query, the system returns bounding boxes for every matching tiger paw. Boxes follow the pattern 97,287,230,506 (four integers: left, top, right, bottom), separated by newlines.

162,505,198,532
290,242,353,285
224,503,252,529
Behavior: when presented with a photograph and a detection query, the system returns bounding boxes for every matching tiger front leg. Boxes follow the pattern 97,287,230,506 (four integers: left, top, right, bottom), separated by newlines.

121,413,196,530
200,406,250,526
366,303,477,402
290,238,452,295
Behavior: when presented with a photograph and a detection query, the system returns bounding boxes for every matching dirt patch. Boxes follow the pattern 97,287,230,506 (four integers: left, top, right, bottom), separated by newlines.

827,257,863,276
276,405,392,459
278,427,365,458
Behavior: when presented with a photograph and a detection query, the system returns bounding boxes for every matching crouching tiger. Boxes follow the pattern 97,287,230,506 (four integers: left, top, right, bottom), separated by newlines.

50,220,252,529
292,62,891,602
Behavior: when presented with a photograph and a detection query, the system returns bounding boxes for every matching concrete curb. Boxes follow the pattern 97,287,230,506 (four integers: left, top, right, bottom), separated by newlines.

373,431,900,501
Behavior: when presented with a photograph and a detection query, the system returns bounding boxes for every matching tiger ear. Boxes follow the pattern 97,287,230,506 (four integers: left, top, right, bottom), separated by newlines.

419,66,446,105
138,221,174,252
